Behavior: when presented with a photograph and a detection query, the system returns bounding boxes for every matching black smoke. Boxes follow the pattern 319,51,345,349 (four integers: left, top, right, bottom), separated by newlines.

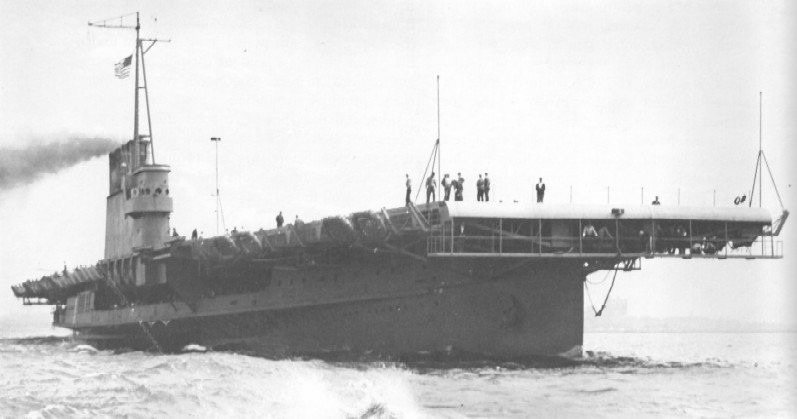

0,137,120,191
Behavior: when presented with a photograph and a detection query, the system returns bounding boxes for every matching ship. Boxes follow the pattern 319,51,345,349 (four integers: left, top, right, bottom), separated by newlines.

10,14,789,360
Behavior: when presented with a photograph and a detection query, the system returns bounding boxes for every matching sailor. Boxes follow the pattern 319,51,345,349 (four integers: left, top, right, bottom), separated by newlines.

455,173,465,201
476,174,485,201
651,196,661,205
231,226,238,234
426,172,436,203
450,178,459,199
405,174,412,206
172,228,179,237
294,215,304,226
639,228,653,253
582,223,598,237
674,225,688,254
191,229,198,240
535,178,546,203
442,174,452,201
276,211,284,228
597,225,613,239
484,173,491,202
702,236,717,255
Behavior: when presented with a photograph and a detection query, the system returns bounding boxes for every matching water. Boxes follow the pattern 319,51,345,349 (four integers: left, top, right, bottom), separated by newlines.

1,333,794,418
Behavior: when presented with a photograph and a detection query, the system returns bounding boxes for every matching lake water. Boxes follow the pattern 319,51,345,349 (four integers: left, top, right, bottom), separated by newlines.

1,332,794,418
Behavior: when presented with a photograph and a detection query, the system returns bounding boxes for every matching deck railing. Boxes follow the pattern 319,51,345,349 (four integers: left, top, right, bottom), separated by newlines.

426,234,783,259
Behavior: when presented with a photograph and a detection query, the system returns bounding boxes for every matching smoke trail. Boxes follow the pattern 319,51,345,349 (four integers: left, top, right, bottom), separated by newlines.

0,137,120,191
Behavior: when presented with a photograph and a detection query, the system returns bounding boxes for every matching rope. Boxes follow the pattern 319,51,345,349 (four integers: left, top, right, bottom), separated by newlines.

585,267,619,317
105,277,162,353
89,12,138,26
414,140,438,202
762,153,785,211
748,152,760,208
586,268,612,285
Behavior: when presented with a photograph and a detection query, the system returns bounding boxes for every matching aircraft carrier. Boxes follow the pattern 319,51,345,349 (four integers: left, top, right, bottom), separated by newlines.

9,13,788,360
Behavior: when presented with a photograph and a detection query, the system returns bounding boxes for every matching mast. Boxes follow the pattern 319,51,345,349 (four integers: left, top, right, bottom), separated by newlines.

437,75,441,191
88,12,169,167
759,91,762,208
133,12,141,165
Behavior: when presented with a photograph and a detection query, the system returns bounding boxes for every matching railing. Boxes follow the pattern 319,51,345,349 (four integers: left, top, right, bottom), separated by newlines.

426,235,783,259
493,185,760,208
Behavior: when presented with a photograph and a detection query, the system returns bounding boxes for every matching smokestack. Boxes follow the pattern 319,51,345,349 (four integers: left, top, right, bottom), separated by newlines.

0,137,120,191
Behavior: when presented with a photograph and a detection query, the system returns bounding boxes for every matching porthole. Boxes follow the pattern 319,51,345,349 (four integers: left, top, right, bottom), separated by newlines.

165,189,170,195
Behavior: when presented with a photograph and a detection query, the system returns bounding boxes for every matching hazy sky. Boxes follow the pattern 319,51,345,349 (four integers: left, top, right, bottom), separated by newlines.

1,0,795,331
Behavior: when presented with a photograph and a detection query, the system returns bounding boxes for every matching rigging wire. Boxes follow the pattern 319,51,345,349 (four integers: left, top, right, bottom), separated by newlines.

88,12,139,27
747,91,786,212
585,267,620,317
585,268,612,285
414,140,439,202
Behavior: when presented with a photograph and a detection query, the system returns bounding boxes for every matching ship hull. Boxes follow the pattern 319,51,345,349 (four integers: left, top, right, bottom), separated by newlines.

68,259,584,360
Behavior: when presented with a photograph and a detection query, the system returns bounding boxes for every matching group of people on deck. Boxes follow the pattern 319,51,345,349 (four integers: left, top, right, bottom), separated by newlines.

405,174,547,206
405,172,474,205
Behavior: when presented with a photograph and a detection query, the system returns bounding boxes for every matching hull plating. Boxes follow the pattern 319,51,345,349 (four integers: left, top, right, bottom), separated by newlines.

70,260,585,359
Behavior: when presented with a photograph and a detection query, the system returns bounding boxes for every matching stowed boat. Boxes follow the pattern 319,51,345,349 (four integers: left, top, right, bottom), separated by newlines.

10,14,789,359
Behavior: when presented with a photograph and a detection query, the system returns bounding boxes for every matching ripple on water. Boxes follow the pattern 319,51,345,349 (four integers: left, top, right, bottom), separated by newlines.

1,333,794,417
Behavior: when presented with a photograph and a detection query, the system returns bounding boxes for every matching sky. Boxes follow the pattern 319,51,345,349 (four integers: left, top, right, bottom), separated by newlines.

1,0,795,334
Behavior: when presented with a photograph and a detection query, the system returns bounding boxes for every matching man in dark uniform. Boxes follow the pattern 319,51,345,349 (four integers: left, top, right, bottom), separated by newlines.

455,173,465,201
405,174,412,206
276,211,284,228
476,174,485,201
484,173,491,202
426,172,436,203
535,177,546,203
442,174,452,201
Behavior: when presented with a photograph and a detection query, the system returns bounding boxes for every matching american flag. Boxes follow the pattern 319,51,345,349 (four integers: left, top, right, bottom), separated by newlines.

114,55,132,79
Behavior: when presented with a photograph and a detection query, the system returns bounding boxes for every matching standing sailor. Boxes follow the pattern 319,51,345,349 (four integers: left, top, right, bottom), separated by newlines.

405,174,412,206
455,172,465,201
535,177,546,203
484,173,491,202
426,172,436,203
276,211,284,227
476,174,485,201
442,174,452,201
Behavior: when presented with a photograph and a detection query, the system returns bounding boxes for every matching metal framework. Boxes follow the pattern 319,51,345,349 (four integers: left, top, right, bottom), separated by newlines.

426,217,782,260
